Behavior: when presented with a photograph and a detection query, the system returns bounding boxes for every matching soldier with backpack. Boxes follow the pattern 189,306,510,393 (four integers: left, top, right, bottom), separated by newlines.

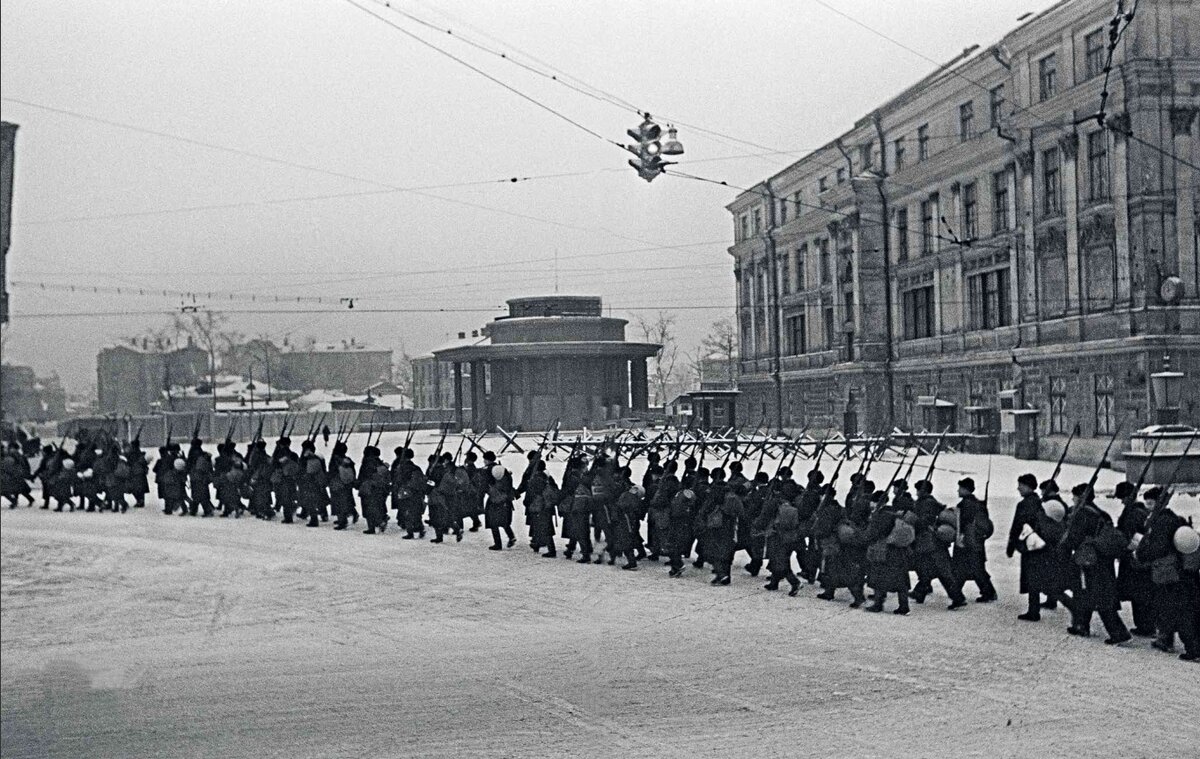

762,488,801,596
1060,483,1131,645
864,492,913,615
950,478,997,603
1136,486,1199,661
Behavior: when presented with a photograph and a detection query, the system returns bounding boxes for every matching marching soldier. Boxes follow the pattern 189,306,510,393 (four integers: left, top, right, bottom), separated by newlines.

1061,483,1131,645
1136,486,1198,661
909,480,967,610
1113,481,1155,636
950,478,997,603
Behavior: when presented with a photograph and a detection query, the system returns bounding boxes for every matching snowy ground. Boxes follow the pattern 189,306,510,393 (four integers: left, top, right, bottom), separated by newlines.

2,432,1198,759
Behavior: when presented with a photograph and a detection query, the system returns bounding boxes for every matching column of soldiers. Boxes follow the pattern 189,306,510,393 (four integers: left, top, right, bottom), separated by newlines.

3,427,1197,663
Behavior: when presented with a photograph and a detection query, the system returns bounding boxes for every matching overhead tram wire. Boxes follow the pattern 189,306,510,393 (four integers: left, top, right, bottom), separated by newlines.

809,0,1199,174
13,170,617,227
9,259,734,308
352,0,823,170
361,0,642,114
0,97,693,253
340,0,619,147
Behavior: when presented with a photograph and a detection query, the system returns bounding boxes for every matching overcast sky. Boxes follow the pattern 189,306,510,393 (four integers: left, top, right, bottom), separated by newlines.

1,0,1058,393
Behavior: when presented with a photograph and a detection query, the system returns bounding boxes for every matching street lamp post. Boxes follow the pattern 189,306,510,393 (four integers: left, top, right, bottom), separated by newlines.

247,362,257,415
1150,353,1184,425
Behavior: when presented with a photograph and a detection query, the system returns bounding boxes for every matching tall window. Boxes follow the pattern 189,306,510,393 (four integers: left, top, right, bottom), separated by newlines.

967,269,1011,330
920,196,936,255
836,168,846,184
860,142,874,169
823,307,836,350
959,101,975,142
992,170,1010,233
1094,374,1116,435
989,84,1006,127
918,124,930,160
778,197,788,225
962,182,978,239
1042,148,1061,216
902,286,935,340
751,207,762,235
782,252,794,295
819,175,828,192
896,207,910,261
1085,29,1106,79
792,191,803,218
1038,53,1057,102
1087,131,1110,201
739,214,749,241
894,137,906,171
819,239,831,284
1049,376,1068,434
787,314,807,355
795,245,807,291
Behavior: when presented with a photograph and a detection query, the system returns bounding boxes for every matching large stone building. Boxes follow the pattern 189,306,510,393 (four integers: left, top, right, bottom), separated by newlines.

1,121,17,325
97,341,209,414
433,296,660,431
222,339,392,395
0,364,66,423
729,0,1198,461
412,334,476,410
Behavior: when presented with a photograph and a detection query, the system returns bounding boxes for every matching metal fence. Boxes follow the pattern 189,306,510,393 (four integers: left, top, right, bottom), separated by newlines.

57,409,455,447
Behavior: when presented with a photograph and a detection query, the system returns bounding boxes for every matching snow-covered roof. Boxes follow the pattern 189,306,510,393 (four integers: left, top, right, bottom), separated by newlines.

167,374,287,400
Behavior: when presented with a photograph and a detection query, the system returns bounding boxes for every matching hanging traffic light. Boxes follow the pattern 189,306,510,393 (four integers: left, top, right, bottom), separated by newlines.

624,114,681,182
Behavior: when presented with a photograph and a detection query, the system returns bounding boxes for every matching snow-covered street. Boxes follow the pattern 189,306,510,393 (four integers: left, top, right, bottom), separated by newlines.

2,434,1197,758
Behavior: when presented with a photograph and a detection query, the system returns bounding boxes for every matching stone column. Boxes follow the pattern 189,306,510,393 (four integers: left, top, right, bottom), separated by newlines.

630,358,649,412
453,362,464,430
1171,107,1198,297
1059,133,1081,315
522,359,534,430
469,360,484,430
1108,114,1133,305
1017,149,1039,321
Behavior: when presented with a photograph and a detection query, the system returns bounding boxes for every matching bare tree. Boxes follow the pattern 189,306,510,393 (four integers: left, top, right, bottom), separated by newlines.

637,311,683,407
393,344,414,395
699,317,738,389
173,310,241,403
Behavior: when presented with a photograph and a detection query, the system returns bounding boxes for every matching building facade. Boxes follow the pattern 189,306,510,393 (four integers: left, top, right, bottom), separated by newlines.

97,342,209,415
1,121,17,324
0,364,67,423
412,352,472,410
222,339,393,395
433,296,660,431
730,0,1198,461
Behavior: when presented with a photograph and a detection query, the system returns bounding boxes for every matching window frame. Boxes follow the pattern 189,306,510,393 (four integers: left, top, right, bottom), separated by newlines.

1038,53,1057,102
1049,376,1068,434
1084,29,1106,80
917,124,930,161
1042,147,1061,216
967,268,1011,330
962,181,978,239
1086,130,1110,201
902,285,935,340
992,170,1010,233
1093,374,1116,436
787,313,807,355
959,101,975,142
989,84,1006,128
